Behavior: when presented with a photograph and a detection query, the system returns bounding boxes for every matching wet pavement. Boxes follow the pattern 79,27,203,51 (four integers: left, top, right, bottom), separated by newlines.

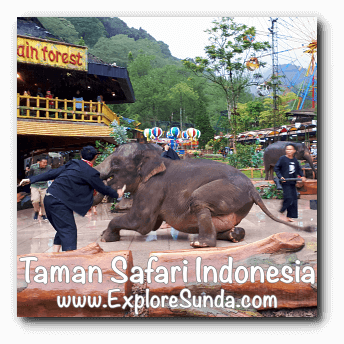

17,198,318,268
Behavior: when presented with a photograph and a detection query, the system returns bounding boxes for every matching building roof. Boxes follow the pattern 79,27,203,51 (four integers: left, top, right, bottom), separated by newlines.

17,18,135,104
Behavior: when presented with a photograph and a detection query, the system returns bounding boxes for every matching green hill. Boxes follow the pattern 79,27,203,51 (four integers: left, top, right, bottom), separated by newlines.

37,17,179,67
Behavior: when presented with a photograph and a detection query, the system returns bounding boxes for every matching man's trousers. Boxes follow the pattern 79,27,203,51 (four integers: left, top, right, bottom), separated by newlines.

44,194,77,251
280,183,298,219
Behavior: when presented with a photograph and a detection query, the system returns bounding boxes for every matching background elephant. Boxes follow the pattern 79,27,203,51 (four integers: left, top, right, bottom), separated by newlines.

95,143,315,248
263,141,317,180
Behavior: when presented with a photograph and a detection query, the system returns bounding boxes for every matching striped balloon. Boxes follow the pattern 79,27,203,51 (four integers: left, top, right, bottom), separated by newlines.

195,129,201,139
186,128,197,139
151,127,162,139
182,130,189,139
170,127,180,138
144,128,152,138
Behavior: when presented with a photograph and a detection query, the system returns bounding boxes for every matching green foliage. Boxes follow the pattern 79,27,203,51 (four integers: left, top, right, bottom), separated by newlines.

94,141,116,165
227,143,263,169
110,120,128,145
94,120,129,166
257,185,284,199
259,92,298,128
37,17,80,44
63,17,107,47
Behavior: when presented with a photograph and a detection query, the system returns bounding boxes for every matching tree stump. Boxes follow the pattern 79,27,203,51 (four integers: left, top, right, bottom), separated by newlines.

17,243,133,317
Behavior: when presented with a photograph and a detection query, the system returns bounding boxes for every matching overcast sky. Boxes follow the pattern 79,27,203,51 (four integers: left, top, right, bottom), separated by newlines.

119,16,317,68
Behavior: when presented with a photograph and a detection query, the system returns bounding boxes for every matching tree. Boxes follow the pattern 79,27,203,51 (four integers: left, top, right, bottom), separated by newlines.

168,82,199,132
193,111,215,149
37,17,80,44
259,92,298,128
64,17,107,47
183,17,270,153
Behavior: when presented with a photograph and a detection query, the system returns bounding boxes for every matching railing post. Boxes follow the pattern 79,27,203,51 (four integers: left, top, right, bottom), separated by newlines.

64,99,67,119
55,97,58,119
36,96,40,118
25,96,30,117
46,98,49,118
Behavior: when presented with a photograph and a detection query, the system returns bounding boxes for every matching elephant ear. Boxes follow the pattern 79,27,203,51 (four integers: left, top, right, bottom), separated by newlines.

136,151,166,183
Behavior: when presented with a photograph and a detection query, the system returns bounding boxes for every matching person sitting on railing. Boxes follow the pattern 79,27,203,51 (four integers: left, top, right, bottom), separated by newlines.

73,90,83,119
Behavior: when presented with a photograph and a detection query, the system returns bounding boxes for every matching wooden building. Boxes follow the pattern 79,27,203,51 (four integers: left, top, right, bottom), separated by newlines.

17,18,135,178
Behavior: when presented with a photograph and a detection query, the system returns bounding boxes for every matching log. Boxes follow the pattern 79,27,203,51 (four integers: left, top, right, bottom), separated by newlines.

17,243,133,317
148,302,259,317
147,233,316,310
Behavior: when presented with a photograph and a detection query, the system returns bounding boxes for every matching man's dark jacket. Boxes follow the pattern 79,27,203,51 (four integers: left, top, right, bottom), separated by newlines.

274,155,303,185
29,159,118,216
161,147,180,160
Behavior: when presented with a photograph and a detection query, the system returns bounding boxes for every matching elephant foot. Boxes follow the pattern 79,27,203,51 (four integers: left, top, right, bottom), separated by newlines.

100,229,120,242
228,227,245,242
190,241,211,248
217,227,245,243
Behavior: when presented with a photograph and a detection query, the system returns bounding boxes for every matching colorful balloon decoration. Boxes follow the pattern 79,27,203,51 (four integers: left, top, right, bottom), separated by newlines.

182,130,188,139
166,130,174,139
195,129,201,139
170,127,180,138
151,127,162,139
144,128,152,139
243,34,255,43
246,57,259,71
186,128,197,139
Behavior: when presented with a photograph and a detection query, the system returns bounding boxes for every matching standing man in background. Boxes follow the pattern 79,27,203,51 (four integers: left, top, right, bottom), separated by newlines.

29,157,50,221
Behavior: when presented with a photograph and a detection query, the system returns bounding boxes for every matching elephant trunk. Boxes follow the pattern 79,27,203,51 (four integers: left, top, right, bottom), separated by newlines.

94,156,112,180
93,157,113,205
92,191,105,206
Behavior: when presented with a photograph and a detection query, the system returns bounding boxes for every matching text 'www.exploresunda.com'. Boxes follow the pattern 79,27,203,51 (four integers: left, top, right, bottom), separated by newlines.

56,288,278,315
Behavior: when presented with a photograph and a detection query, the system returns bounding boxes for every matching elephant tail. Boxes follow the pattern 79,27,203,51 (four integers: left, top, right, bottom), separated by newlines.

251,189,316,233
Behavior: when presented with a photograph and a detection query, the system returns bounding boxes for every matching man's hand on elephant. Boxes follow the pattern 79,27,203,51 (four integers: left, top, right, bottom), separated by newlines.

19,179,30,186
117,184,126,199
301,176,306,182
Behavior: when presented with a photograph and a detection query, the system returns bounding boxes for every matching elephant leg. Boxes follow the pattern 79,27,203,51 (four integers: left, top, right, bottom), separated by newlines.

190,208,217,248
217,227,245,243
264,165,270,180
269,166,274,180
101,188,164,242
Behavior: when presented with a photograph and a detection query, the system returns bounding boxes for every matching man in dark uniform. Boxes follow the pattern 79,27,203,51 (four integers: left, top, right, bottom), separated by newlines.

274,143,306,222
19,146,125,252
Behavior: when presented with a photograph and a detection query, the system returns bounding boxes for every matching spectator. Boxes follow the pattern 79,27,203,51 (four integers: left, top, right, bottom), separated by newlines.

36,88,44,97
28,157,51,221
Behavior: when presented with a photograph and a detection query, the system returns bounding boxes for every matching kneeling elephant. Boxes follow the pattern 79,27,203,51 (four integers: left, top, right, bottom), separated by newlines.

95,143,315,248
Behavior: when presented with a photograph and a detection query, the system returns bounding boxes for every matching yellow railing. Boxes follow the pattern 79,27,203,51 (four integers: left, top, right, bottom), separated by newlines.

17,94,119,125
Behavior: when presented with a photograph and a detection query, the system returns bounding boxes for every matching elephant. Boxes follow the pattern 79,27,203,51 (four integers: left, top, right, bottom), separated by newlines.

95,143,315,248
263,141,317,180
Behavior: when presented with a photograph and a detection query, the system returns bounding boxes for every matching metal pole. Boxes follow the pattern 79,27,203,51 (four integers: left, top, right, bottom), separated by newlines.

269,18,278,142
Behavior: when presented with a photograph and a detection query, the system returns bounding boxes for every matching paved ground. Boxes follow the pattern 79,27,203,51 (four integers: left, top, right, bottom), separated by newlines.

17,198,317,268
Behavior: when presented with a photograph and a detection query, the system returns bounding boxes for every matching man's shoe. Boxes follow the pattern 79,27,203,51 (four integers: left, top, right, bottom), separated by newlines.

33,212,39,221
42,215,49,222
